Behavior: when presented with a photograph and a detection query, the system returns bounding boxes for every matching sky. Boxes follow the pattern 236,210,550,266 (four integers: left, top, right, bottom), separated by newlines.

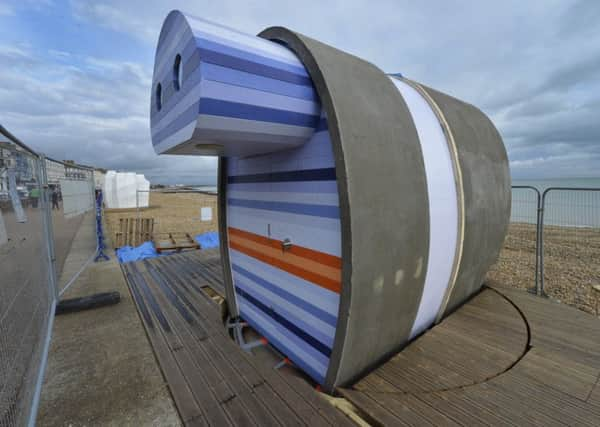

0,0,599,183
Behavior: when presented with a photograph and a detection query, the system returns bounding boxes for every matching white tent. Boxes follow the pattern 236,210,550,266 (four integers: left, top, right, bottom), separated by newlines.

136,174,150,208
102,171,150,209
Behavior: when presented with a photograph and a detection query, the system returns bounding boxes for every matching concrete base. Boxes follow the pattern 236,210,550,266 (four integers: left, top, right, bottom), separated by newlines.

37,224,180,426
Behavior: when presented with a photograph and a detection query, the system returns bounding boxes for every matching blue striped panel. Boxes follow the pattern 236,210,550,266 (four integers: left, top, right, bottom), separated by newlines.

234,278,336,348
230,249,340,315
228,180,339,194
228,209,341,256
196,37,310,79
227,189,339,206
232,263,337,327
199,99,319,128
235,286,332,356
228,167,336,184
237,296,327,383
226,115,341,385
151,11,321,155
228,198,339,218
202,63,317,101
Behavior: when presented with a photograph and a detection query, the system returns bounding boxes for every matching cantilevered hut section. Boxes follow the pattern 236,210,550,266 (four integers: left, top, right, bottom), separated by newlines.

150,10,510,393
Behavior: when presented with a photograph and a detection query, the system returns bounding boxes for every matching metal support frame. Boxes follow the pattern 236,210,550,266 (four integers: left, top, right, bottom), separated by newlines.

226,316,268,352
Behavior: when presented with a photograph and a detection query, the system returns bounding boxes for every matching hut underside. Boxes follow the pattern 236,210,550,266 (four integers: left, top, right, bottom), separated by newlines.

122,250,600,426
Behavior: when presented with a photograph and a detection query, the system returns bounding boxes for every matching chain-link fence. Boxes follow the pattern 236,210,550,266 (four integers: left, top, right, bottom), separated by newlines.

540,188,600,312
0,126,98,426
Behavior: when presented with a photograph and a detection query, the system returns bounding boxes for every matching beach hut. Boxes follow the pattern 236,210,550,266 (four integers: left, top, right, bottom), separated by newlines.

150,10,510,392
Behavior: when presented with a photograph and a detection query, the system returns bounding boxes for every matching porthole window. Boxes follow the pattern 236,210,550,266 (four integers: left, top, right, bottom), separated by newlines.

155,83,162,111
173,54,183,91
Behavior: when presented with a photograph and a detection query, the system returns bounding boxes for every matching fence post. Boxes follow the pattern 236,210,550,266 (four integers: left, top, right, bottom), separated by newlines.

38,154,59,301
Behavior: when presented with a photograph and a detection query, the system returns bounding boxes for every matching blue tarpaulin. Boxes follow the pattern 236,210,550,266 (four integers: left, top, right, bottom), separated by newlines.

195,231,219,249
116,232,219,263
116,241,158,263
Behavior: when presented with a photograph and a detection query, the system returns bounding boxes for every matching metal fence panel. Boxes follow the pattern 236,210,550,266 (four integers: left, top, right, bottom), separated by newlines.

487,186,540,293
45,159,96,295
0,138,53,427
540,188,600,313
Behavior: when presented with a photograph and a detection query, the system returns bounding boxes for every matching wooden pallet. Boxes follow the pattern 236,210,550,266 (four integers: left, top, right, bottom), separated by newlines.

115,217,154,248
153,232,200,253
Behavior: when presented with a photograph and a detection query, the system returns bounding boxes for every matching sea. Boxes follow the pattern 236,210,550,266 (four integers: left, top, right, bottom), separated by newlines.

511,178,600,227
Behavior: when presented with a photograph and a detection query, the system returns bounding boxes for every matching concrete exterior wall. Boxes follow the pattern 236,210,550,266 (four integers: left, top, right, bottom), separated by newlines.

259,28,431,392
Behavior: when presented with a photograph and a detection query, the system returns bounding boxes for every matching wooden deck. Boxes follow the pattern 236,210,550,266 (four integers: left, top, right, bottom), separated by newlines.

121,250,354,426
339,286,600,426
122,250,600,426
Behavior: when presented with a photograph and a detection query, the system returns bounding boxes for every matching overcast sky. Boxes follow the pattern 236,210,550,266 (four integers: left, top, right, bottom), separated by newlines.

1,0,599,183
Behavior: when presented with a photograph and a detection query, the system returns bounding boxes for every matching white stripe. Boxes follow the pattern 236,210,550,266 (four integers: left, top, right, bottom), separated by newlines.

200,79,320,115
390,78,459,339
228,190,339,206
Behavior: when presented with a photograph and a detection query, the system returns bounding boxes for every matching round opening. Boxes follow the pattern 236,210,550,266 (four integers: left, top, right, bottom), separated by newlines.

173,54,182,91
155,83,162,111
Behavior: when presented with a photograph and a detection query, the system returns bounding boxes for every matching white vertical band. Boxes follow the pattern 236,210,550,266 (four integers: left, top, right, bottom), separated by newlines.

390,77,459,338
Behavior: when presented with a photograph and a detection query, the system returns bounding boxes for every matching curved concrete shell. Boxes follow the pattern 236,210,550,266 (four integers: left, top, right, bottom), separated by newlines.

151,11,511,393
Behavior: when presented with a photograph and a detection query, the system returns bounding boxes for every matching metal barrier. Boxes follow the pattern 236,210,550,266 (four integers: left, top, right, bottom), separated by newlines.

0,125,99,426
488,186,541,293
539,188,600,312
44,158,96,296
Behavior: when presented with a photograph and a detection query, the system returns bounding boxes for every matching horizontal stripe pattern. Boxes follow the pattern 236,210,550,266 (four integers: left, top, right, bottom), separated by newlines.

151,11,321,155
229,228,341,293
226,121,341,385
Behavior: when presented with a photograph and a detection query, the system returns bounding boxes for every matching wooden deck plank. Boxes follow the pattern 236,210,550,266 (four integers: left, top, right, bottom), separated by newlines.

121,263,207,426
123,251,350,427
141,266,252,426
339,286,600,426
126,250,600,426
143,259,285,427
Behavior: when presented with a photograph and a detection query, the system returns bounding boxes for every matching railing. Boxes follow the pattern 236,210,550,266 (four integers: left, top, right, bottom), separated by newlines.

0,125,100,427
490,184,600,314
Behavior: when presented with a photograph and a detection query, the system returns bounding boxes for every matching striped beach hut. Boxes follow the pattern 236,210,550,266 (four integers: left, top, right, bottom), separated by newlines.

150,10,510,393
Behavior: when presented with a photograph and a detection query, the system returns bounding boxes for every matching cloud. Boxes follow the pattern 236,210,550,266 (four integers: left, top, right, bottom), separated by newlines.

1,0,600,182
0,41,216,184
0,4,14,16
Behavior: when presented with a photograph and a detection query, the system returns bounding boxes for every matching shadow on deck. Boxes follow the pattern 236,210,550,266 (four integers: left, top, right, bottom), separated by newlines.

122,250,600,426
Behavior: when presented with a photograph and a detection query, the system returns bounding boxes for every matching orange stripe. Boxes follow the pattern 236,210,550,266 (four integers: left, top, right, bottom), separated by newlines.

230,234,340,281
228,227,342,269
229,241,342,294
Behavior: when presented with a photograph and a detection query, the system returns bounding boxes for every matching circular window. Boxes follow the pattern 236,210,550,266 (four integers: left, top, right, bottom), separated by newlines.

173,54,183,91
155,83,162,111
